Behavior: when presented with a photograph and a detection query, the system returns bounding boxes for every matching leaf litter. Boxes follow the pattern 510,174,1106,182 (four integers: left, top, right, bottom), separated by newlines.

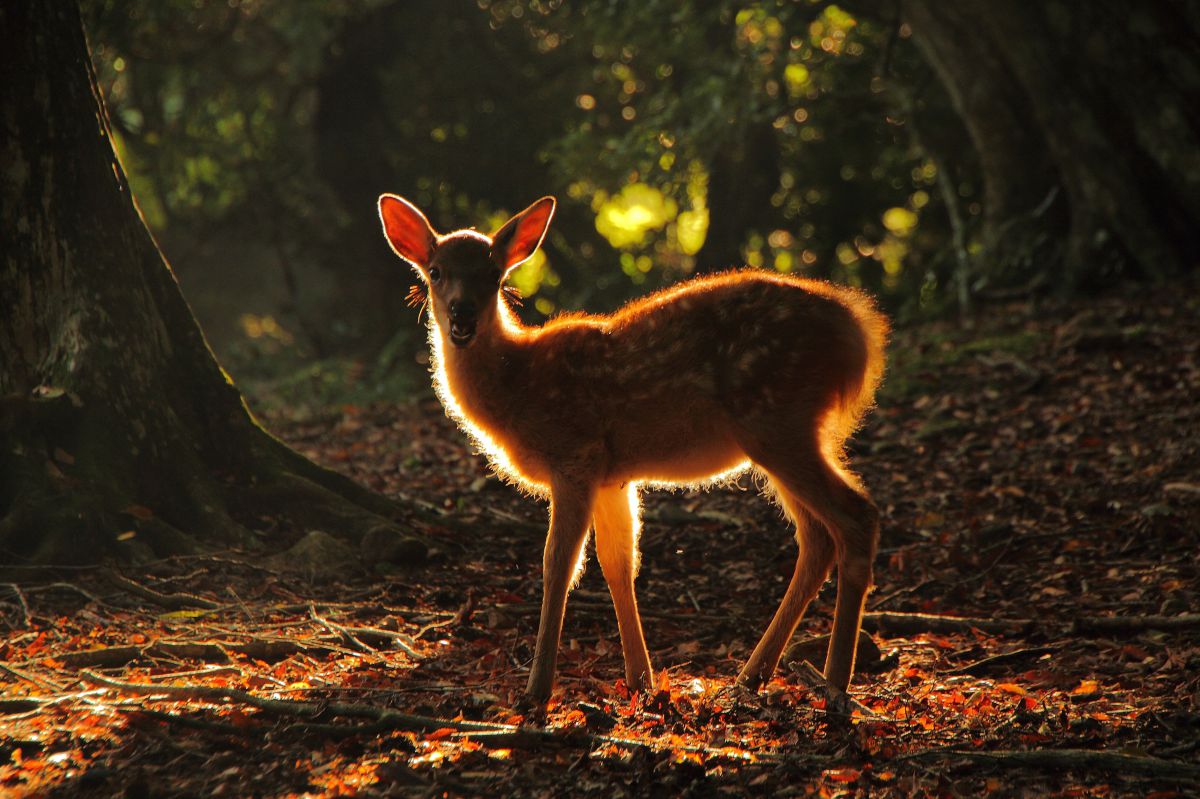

2,282,1198,797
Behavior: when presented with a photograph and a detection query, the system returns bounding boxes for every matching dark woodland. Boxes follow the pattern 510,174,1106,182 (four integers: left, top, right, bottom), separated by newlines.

2,1,1198,796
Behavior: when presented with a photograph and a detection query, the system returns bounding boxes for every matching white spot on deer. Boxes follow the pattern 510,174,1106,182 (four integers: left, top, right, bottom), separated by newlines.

736,351,758,373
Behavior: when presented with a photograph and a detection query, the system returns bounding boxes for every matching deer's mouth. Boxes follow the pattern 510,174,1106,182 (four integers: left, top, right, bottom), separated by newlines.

449,320,476,347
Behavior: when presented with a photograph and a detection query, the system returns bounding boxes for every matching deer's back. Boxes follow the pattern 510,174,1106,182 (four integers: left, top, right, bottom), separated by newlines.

503,271,874,486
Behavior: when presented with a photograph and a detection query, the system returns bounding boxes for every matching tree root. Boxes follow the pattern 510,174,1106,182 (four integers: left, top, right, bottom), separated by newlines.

80,670,772,759
864,611,1200,637
942,645,1061,676
81,671,1200,781
46,632,402,669
862,612,1030,635
1073,613,1200,634
1,396,430,567
103,570,221,610
225,468,431,561
902,747,1200,781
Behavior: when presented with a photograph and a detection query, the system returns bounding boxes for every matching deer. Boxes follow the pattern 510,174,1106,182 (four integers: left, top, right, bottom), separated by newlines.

377,193,888,706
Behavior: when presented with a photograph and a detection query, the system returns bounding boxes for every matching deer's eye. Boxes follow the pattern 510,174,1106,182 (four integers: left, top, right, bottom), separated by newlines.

428,267,442,283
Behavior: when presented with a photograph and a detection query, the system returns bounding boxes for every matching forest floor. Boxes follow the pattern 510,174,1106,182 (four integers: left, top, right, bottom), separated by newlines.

2,283,1199,797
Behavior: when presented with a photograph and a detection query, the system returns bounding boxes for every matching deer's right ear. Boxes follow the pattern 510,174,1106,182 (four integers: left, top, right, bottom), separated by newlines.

378,194,437,276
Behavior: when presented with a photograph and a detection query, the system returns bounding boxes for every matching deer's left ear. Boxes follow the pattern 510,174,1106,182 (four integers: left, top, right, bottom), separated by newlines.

491,197,556,276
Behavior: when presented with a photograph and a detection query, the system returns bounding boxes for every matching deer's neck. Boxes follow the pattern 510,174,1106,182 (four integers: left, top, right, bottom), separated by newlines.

430,298,528,427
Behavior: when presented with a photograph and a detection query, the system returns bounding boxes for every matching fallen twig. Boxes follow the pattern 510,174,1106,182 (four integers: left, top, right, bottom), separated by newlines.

310,604,423,660
104,570,221,611
337,624,424,659
863,612,1030,635
25,581,106,605
44,635,362,669
1073,613,1200,635
144,665,241,682
495,600,732,624
903,747,1200,781
416,593,476,639
789,661,874,718
1,582,31,627
942,645,1061,676
0,660,66,692
309,604,383,661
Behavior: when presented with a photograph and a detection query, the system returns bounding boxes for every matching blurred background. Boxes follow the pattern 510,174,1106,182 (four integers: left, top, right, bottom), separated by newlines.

80,0,1200,410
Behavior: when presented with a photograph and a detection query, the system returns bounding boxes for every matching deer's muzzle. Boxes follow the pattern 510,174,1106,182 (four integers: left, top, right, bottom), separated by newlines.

448,301,477,347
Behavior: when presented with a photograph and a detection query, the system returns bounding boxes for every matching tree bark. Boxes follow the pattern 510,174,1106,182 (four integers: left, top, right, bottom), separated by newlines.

0,3,425,566
900,0,1063,285
901,0,1200,288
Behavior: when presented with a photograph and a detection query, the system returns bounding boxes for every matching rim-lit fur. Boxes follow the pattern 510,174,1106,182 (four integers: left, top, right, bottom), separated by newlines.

378,194,888,702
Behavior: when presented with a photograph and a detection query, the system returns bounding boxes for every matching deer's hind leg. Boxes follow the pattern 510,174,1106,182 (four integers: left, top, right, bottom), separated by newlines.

737,484,836,689
594,483,654,693
736,429,880,691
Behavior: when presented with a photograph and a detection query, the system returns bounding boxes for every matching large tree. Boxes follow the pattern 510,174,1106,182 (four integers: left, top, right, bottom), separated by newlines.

0,3,424,565
866,0,1200,289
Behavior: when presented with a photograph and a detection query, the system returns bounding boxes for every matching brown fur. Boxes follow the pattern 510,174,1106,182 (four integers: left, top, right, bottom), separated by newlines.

378,194,889,703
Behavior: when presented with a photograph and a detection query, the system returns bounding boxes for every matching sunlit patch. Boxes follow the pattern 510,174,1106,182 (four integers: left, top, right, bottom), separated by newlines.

674,207,707,255
594,183,677,248
238,313,294,344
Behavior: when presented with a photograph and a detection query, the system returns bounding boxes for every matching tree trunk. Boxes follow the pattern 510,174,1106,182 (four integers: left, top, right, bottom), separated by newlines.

901,0,1200,289
0,3,426,566
900,0,1063,285
693,122,781,274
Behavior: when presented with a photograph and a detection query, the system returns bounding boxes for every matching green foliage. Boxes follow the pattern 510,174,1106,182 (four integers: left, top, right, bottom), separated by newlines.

84,0,361,229
84,0,980,354
527,1,969,304
226,323,423,418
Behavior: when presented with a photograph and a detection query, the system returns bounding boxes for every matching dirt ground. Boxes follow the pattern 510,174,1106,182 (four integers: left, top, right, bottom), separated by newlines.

2,282,1198,797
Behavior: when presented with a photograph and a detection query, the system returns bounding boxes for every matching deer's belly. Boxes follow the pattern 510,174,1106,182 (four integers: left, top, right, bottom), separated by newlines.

609,420,748,488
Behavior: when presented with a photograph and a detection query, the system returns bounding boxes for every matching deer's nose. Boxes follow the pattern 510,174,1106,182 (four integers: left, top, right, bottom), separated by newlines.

449,300,477,321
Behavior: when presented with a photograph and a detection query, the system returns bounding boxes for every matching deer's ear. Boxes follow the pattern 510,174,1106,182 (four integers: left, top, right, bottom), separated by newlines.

491,197,556,275
378,194,437,274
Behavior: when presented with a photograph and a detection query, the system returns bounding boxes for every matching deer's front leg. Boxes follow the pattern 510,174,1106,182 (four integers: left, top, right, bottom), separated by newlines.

593,483,653,693
525,481,596,703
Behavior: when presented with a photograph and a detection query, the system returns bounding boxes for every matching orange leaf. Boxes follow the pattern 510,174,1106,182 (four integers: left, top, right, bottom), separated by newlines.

123,504,154,520
824,767,860,783
996,682,1028,696
425,727,457,741
1071,679,1099,695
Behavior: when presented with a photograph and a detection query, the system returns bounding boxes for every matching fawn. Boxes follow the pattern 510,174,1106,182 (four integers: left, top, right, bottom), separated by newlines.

378,194,888,704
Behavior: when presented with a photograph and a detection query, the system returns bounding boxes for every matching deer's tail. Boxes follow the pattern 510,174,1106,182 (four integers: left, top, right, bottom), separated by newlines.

820,286,889,481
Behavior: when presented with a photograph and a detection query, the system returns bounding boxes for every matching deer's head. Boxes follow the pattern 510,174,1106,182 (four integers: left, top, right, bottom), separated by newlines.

378,195,555,348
